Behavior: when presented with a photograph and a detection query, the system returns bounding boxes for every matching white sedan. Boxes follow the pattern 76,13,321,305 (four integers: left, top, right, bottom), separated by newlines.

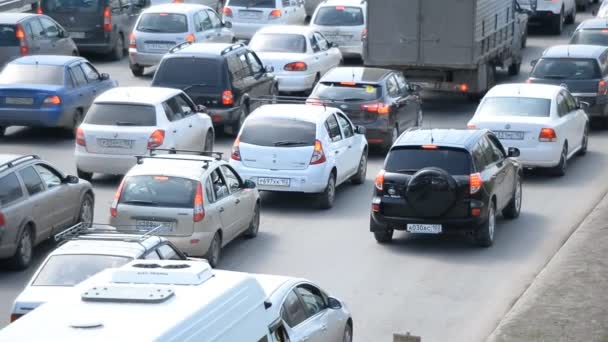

249,25,342,93
467,83,589,176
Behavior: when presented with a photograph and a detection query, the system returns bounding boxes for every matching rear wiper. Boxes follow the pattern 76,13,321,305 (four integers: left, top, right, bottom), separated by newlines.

395,169,419,174
138,27,163,32
121,200,158,206
342,98,367,102
274,141,309,146
115,121,138,126
182,84,209,92
541,75,567,79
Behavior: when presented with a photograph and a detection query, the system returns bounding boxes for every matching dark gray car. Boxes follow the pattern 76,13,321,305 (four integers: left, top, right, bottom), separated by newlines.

0,13,77,67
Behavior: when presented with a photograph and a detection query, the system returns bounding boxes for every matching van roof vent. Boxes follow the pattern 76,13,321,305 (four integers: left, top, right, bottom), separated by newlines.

111,260,213,286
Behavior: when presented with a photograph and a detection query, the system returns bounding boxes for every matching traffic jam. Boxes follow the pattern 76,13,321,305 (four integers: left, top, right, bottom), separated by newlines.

0,0,605,340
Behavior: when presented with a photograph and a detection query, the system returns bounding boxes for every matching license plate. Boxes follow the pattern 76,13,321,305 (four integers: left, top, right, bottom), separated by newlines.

239,11,261,19
5,97,33,105
145,43,173,50
136,220,176,233
494,131,524,140
257,177,290,187
97,138,133,149
70,31,85,39
407,224,442,234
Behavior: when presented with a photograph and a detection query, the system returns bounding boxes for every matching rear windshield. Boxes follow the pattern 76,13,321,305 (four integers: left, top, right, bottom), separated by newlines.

137,13,188,34
570,30,608,46
477,97,551,117
240,117,316,147
42,0,100,13
249,33,306,53
0,25,18,46
227,0,275,8
153,58,223,89
84,103,157,126
386,148,471,175
311,82,381,102
120,175,198,208
0,64,64,85
531,58,601,80
314,6,364,26
33,254,131,286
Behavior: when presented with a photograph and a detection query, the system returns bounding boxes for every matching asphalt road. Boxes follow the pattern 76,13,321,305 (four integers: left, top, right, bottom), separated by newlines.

1,9,607,342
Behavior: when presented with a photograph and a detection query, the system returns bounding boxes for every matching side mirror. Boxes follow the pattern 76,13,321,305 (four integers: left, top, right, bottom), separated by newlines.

265,65,274,73
223,21,233,29
507,147,520,158
100,73,110,80
243,179,257,189
327,297,342,310
579,101,590,109
355,125,366,135
65,175,80,184
409,84,423,93
196,104,207,112
530,59,538,68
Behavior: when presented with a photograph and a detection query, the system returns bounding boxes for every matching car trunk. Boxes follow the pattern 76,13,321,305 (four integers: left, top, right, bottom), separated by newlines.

0,85,63,110
113,204,195,236
81,125,152,155
42,0,105,44
135,13,190,54
474,115,552,149
239,143,313,170
137,33,186,54
310,82,382,125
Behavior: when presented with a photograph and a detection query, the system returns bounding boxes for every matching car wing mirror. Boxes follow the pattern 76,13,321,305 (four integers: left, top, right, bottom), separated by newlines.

223,21,232,29
507,147,520,158
579,101,590,109
265,65,274,73
243,179,256,189
196,104,207,112
327,297,342,310
530,59,538,68
64,175,80,184
355,125,366,135
100,73,110,80
409,84,423,93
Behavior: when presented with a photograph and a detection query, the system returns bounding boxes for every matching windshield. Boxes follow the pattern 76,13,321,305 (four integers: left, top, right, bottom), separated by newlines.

84,103,157,126
120,175,198,208
531,58,601,80
227,0,275,8
311,82,381,102
42,0,100,13
137,13,188,34
0,25,18,47
153,58,223,89
477,97,551,117
0,64,64,85
250,33,306,53
314,6,364,26
240,117,316,147
386,148,471,175
33,254,131,286
570,30,608,46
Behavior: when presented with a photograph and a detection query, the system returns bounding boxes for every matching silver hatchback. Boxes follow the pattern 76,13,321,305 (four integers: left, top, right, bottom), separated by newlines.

309,0,366,59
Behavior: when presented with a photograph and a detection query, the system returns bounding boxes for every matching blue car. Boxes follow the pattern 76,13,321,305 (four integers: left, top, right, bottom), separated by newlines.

0,55,117,136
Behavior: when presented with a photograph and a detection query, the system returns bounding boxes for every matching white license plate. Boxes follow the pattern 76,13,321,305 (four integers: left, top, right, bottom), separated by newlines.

239,11,261,19
407,224,442,234
70,31,85,39
494,130,524,140
145,43,172,50
97,138,133,149
136,220,176,233
257,177,290,187
5,97,33,105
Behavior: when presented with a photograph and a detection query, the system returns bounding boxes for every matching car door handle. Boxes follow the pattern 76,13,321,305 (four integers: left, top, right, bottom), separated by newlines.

235,199,240,204
335,150,340,154
348,145,352,149
188,124,192,128
321,324,327,331
173,130,177,133
219,207,225,213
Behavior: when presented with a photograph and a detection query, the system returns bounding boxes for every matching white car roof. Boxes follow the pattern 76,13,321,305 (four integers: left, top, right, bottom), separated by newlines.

94,87,182,105
127,154,223,180
256,25,317,35
249,104,336,125
142,3,211,14
484,83,562,100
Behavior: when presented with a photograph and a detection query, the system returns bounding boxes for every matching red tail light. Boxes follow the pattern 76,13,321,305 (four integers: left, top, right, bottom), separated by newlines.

172,0,184,3
103,6,112,32
42,95,61,105
0,212,5,226
185,33,195,43
269,9,282,18
10,313,22,323
309,139,326,165
223,7,233,17
361,27,367,40
467,124,477,129
222,90,234,105
284,62,307,71
147,129,165,149
110,178,125,218
598,80,607,96
36,6,42,14
538,127,557,142
361,102,390,115
459,84,469,92
193,182,205,222
129,33,136,49
231,136,241,161
375,169,385,191
469,173,482,195
76,128,86,146
15,24,28,55
525,79,532,84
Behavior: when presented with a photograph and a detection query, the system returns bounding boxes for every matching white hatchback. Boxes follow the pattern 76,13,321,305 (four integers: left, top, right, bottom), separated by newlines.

222,0,307,40
309,0,366,59
75,87,214,180
249,25,342,92
229,104,368,208
468,83,589,176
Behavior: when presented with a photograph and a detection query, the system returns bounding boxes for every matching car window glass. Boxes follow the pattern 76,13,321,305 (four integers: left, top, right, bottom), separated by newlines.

0,173,23,206
556,94,568,117
119,175,198,208
138,13,188,33
199,10,212,31
70,65,87,87
336,113,353,138
325,114,342,142
310,35,320,53
110,0,121,11
246,51,263,74
27,19,43,39
394,73,408,93
238,53,253,78
314,32,328,51
209,169,229,200
39,17,59,38
162,102,177,122
32,255,130,286
193,12,203,32
206,10,222,29
295,285,327,317
220,165,241,192
144,250,161,259
67,72,76,88
165,98,185,121
386,76,400,97
80,63,100,82
564,91,577,112
482,136,501,164
204,177,216,203
34,164,61,189
85,104,157,126
281,290,309,327
487,135,505,160
19,166,45,196
157,244,181,260
471,142,489,171
175,94,194,116
282,0,290,7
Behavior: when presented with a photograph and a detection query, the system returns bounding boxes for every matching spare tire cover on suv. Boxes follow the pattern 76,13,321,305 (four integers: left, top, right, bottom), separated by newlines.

405,167,458,218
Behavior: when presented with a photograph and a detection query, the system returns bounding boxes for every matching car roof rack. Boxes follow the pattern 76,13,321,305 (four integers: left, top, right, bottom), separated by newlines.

168,41,194,54
221,43,246,56
54,223,165,249
149,148,223,160
0,155,39,173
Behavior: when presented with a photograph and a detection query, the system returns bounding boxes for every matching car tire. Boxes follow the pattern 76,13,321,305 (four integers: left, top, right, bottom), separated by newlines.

244,203,260,238
204,232,221,268
565,5,576,24
373,229,393,244
550,144,568,177
204,130,214,152
7,225,34,270
231,104,249,137
508,62,521,76
130,64,144,77
110,34,124,61
578,123,589,156
318,173,336,209
551,9,564,34
77,168,93,181
502,176,522,219
350,150,367,185
343,321,353,342
475,201,496,247
78,193,95,227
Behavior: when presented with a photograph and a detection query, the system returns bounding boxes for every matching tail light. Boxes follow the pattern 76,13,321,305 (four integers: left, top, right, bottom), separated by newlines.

309,139,326,165
36,6,42,14
129,33,136,49
0,211,5,226
361,102,390,115
42,95,61,105
525,79,533,84
469,173,482,195
371,197,381,212
598,80,607,96
103,6,112,32
172,0,184,3
110,178,125,218
231,136,241,161
193,182,205,222
361,27,367,40
538,128,557,142
147,129,165,149
76,128,86,146
459,84,469,92
306,98,322,106
10,313,22,323
185,33,195,43
222,90,234,105
269,9,282,18
223,7,233,17
374,169,385,191
467,124,476,129
15,24,28,55
284,62,307,71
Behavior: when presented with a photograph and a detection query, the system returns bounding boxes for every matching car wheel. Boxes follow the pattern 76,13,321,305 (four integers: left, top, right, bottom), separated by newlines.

550,144,568,177
78,193,94,227
502,176,522,219
204,232,221,267
244,203,260,238
77,168,93,181
318,173,336,209
204,130,214,152
552,9,564,34
343,321,353,342
565,5,576,24
7,226,33,270
475,202,495,247
231,105,248,136
130,64,144,77
373,229,393,244
578,123,589,156
508,62,521,76
110,34,124,61
351,150,368,185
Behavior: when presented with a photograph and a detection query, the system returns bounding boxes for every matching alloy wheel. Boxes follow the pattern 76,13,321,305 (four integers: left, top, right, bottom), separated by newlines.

488,205,496,242
515,180,522,213
19,229,32,266
80,198,94,227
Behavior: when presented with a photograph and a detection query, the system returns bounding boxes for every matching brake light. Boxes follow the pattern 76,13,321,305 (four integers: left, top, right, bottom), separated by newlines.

110,178,125,218
469,173,482,195
36,6,42,14
76,128,86,146
459,84,469,92
185,33,195,43
193,182,205,222
309,139,326,165
538,127,557,142
336,5,345,10
129,33,136,49
525,79,532,84
467,124,477,129
371,197,381,212
10,313,22,323
599,80,607,96
222,90,234,105
361,27,367,40
231,136,241,161
223,7,233,17
0,212,5,226
269,9,282,18
284,61,307,71
361,102,390,115
103,6,112,32
375,169,385,191
147,129,165,149
421,144,438,149
15,24,28,55
172,0,184,3
42,95,61,105
340,81,357,86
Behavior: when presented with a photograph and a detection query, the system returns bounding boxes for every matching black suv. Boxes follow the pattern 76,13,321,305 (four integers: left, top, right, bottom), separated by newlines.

152,42,278,135
370,128,522,247
309,67,423,152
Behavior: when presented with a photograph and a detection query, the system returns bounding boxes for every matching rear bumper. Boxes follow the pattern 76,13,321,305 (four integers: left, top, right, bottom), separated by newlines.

370,207,487,232
206,106,240,126
275,72,317,92
0,106,71,128
230,161,331,193
129,49,164,67
338,44,362,59
74,41,114,53
163,231,215,257
75,148,138,175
